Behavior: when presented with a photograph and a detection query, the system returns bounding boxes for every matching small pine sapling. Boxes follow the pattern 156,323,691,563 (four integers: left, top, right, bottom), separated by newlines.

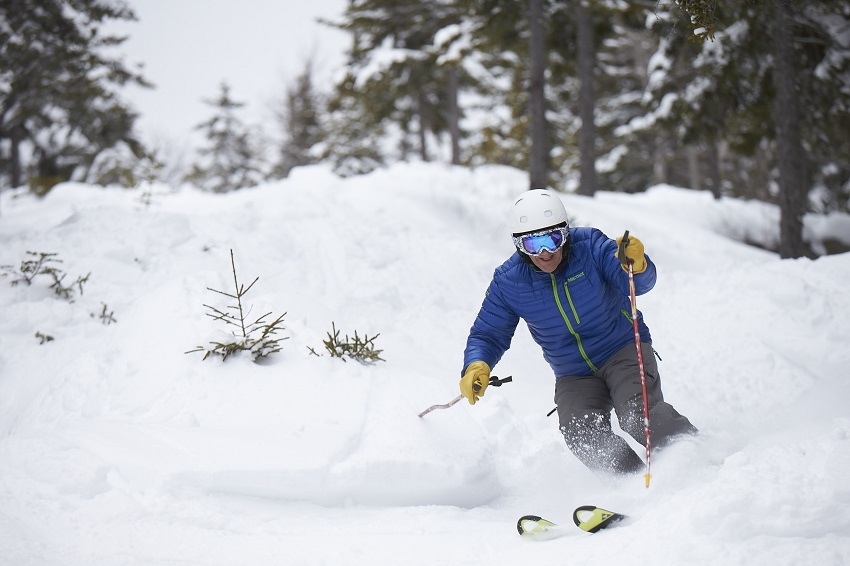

1,251,58,286
134,156,166,208
92,303,117,325
309,321,385,365
35,331,54,344
1,251,90,301
187,249,288,362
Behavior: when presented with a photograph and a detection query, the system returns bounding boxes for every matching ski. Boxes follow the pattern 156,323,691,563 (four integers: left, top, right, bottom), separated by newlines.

517,506,626,539
516,515,573,540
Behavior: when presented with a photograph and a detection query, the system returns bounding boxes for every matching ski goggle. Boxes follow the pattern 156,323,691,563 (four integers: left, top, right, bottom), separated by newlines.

512,226,569,256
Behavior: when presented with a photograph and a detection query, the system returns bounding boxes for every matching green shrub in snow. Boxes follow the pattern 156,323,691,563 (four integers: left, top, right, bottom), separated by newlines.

187,249,288,363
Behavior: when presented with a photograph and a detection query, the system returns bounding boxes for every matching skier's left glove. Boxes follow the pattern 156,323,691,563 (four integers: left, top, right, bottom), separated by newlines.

459,361,491,405
615,234,647,274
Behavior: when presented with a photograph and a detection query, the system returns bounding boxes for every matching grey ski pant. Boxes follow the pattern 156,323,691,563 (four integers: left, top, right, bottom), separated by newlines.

554,342,697,476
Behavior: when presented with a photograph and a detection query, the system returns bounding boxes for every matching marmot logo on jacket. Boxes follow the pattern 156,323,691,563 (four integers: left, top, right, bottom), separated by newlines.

568,271,586,283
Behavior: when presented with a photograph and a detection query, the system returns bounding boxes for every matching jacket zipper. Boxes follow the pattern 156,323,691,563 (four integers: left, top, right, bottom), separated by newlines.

564,282,580,324
550,273,598,373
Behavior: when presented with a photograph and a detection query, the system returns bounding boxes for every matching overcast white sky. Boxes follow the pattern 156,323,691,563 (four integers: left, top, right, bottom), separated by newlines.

110,0,350,151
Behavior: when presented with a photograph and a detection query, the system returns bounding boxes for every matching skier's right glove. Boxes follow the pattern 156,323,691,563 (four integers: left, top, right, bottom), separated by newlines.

459,361,491,405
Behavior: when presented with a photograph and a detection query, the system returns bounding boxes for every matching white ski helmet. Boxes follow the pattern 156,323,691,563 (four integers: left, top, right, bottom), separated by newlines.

510,189,568,235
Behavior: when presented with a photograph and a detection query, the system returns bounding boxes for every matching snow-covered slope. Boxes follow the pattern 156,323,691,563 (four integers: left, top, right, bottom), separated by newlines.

1,163,849,565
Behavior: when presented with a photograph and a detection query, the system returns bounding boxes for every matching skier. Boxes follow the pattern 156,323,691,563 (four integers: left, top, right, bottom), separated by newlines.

460,189,697,475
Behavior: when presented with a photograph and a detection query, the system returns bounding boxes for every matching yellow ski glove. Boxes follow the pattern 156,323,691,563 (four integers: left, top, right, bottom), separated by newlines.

459,361,491,405
615,234,647,274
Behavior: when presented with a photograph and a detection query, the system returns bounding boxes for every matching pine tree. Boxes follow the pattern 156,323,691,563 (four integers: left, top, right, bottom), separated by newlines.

323,71,387,176
641,1,850,257
600,6,660,191
271,60,325,179
0,0,149,195
325,0,465,172
185,82,264,193
458,0,534,173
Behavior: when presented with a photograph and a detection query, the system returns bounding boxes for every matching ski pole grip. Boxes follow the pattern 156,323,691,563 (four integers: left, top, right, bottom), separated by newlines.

490,375,512,387
472,375,512,392
619,230,631,268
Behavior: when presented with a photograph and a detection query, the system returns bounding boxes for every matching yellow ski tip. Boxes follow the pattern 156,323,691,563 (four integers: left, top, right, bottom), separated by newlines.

517,515,556,536
573,506,626,533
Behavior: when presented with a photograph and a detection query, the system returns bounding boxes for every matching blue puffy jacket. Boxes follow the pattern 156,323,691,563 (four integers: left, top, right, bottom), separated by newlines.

462,227,656,378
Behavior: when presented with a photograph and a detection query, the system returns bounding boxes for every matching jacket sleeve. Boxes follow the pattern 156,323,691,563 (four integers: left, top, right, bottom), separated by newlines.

462,276,519,375
594,229,657,296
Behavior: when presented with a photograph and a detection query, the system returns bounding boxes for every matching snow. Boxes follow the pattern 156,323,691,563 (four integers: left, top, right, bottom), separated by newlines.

1,162,849,565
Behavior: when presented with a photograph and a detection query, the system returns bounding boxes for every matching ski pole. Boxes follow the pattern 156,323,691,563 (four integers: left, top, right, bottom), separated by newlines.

619,230,652,488
418,375,512,418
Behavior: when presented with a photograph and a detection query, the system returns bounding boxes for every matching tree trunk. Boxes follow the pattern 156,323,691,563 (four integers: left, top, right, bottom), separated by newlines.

706,141,722,199
576,0,597,196
652,140,668,186
417,91,429,162
772,2,808,258
528,0,547,188
447,65,461,165
10,125,24,188
686,145,701,191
